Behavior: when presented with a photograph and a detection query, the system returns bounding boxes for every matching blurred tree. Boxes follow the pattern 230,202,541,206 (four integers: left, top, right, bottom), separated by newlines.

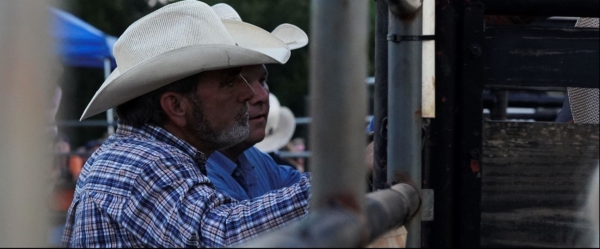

56,0,375,148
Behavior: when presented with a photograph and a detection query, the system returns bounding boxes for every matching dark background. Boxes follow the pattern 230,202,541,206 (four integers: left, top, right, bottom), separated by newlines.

55,0,377,148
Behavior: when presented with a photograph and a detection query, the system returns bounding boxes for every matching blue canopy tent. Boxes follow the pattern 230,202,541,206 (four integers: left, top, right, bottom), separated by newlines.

50,7,118,134
51,7,117,69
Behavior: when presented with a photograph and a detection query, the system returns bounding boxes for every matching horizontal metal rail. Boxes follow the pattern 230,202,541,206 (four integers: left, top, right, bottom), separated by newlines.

481,0,600,17
236,183,420,248
482,92,565,108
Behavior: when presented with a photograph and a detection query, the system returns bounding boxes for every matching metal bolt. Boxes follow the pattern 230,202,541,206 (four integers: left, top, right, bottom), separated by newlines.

469,44,482,58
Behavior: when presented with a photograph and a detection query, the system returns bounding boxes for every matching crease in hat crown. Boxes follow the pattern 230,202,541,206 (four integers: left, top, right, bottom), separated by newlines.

80,0,303,120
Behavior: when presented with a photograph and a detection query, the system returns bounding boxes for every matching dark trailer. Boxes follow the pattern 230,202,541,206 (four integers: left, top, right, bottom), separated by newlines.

402,0,599,247
239,0,599,247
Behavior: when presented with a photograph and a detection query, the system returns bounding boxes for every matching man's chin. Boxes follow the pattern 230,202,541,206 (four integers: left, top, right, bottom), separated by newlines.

214,126,249,150
246,131,265,145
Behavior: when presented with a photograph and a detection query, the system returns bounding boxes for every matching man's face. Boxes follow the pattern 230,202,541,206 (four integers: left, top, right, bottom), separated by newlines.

188,66,255,150
242,65,270,145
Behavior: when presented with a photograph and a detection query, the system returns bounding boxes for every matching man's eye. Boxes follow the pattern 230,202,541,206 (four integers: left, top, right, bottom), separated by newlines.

260,78,268,86
225,76,237,86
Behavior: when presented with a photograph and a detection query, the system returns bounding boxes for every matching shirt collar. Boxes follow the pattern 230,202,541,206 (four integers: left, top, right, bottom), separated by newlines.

116,121,207,166
208,151,238,175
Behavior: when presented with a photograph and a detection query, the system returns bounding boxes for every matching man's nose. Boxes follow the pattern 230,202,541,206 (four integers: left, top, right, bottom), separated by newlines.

237,74,255,103
248,81,268,106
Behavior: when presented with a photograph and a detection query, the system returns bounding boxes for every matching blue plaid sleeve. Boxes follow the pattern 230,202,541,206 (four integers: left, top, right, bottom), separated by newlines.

61,124,311,248
120,156,310,248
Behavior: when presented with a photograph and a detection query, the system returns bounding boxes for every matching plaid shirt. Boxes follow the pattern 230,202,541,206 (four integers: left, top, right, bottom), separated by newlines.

61,123,311,248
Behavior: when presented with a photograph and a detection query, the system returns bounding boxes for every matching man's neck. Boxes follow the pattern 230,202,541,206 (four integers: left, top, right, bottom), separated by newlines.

220,141,253,162
161,122,216,156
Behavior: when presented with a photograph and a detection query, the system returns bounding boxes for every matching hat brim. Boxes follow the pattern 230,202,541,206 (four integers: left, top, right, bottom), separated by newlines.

271,23,309,50
81,44,288,120
212,3,308,51
222,19,299,55
255,107,296,153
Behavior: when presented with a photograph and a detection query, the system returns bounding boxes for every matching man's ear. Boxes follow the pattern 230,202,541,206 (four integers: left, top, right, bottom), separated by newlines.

160,92,189,128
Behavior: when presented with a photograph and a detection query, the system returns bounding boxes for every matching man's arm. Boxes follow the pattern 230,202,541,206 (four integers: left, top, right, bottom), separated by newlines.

248,147,303,189
124,157,310,248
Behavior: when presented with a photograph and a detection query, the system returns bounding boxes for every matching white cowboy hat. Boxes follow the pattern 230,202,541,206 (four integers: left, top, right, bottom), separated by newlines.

211,3,309,50
80,0,308,120
255,93,296,153
568,18,599,124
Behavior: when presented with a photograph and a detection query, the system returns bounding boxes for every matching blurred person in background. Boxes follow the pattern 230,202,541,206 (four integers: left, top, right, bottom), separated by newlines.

61,1,312,247
364,116,408,248
253,93,302,171
205,3,308,202
68,138,105,180
285,137,307,172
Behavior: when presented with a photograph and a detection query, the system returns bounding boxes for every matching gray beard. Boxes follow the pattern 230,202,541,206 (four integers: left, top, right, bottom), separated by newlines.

189,95,249,150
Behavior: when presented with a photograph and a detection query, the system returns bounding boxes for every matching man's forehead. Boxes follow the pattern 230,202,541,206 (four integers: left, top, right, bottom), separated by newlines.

206,67,242,79
242,64,268,76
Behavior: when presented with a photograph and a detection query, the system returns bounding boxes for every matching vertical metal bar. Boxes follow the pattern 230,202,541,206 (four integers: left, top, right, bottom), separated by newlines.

309,0,368,211
424,0,461,247
373,0,389,192
388,0,424,247
104,58,115,135
0,0,54,246
457,2,485,247
421,0,436,119
490,90,508,120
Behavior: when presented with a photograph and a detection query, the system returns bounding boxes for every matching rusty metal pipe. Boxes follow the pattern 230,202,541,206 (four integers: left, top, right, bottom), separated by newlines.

364,183,420,242
388,0,425,247
236,183,420,248
309,0,368,212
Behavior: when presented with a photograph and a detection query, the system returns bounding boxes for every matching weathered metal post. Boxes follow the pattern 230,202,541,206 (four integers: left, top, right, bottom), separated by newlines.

387,0,425,247
0,0,54,246
423,0,460,247
309,0,369,213
373,0,390,192
236,0,423,246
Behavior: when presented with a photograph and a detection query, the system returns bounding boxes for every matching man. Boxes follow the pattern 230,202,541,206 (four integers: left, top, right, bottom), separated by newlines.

62,1,311,247
206,66,304,201
205,3,309,201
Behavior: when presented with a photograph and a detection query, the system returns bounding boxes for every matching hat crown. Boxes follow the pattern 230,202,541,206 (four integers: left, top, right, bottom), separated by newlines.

255,94,296,153
113,0,235,71
265,93,281,133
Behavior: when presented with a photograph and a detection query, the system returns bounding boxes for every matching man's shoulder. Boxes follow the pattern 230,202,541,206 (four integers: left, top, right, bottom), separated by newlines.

241,147,279,167
243,146,272,159
99,135,194,163
82,136,199,192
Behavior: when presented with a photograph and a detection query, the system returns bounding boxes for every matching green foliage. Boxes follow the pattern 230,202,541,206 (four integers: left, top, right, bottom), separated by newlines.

201,0,312,117
57,0,375,148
